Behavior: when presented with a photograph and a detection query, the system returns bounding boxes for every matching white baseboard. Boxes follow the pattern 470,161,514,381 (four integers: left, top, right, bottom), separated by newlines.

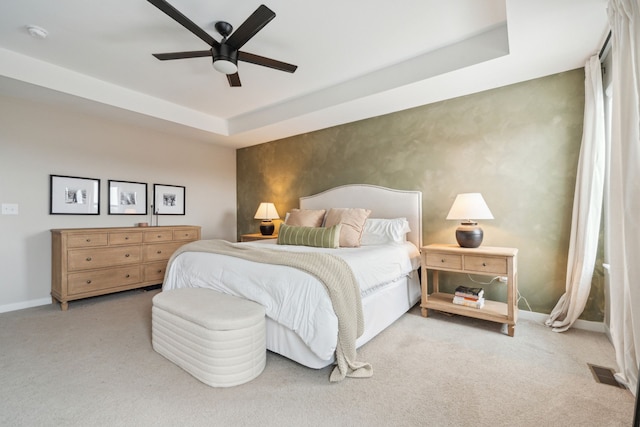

0,297,52,314
518,309,606,333
0,298,608,335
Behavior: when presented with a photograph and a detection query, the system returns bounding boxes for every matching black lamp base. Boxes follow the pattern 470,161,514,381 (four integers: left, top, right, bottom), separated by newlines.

259,220,275,236
455,222,483,248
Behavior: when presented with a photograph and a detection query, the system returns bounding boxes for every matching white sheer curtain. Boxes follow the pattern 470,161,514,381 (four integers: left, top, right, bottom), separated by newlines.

545,55,605,332
606,0,640,395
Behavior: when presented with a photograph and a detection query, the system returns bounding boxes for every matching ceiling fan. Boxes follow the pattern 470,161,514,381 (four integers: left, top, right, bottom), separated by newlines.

147,0,298,87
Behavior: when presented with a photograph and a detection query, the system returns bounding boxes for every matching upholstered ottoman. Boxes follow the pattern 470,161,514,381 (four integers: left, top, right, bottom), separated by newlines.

152,288,266,387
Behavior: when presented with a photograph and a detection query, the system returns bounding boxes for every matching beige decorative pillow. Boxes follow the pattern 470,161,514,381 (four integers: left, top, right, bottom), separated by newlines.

324,208,372,247
285,209,326,227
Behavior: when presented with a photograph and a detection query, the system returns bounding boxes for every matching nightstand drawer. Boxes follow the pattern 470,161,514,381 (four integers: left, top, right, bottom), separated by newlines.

464,255,507,275
425,252,463,270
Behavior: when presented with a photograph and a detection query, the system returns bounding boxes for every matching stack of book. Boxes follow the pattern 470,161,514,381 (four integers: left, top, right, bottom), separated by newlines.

453,285,485,309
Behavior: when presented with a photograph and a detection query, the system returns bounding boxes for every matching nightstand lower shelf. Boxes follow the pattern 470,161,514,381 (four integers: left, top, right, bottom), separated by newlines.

423,292,511,325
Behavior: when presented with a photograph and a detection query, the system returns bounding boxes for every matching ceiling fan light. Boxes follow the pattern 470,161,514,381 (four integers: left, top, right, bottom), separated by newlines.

212,43,238,75
213,59,238,75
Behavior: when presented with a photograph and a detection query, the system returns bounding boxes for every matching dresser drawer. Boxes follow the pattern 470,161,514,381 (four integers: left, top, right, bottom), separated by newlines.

464,255,507,275
174,229,198,241
143,242,184,262
144,230,173,243
67,233,108,248
68,246,142,271
109,231,142,245
144,261,168,282
425,252,463,270
68,266,141,295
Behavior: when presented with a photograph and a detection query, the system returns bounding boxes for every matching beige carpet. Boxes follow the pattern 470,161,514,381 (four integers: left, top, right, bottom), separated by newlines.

0,288,635,426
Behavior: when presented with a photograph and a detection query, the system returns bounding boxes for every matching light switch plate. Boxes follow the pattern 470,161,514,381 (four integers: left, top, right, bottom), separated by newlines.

1,203,19,215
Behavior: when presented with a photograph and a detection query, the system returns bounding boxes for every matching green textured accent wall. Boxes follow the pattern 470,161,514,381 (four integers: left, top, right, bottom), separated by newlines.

237,68,605,321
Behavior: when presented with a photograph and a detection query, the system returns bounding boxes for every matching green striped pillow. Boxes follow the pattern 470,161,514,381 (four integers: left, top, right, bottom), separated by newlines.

277,223,342,248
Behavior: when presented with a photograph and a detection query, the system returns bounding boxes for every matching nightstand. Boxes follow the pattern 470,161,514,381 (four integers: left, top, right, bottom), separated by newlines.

420,244,518,336
240,233,278,242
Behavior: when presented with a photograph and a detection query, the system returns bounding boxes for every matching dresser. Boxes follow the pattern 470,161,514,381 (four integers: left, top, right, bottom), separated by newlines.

51,225,200,310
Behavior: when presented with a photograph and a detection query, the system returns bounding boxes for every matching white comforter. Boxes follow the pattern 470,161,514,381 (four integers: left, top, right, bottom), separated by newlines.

163,240,420,361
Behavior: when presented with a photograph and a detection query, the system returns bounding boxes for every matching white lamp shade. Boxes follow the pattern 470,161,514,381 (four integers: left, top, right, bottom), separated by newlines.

446,193,494,221
254,202,280,220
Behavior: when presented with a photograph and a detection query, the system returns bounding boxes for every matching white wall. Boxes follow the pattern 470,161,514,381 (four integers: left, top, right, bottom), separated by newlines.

0,95,237,312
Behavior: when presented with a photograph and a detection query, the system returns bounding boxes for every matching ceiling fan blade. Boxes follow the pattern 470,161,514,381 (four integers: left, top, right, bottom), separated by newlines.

147,0,219,48
227,73,242,87
225,4,275,50
238,51,297,73
152,50,212,60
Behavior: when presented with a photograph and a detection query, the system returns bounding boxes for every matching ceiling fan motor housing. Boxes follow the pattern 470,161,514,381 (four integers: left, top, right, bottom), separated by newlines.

213,44,238,74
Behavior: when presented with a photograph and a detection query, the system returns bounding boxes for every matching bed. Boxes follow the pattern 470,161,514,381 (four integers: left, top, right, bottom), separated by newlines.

163,184,423,372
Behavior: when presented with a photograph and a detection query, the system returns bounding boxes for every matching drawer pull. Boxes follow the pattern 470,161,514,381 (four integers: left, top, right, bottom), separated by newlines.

86,257,92,261
125,253,130,258
86,238,91,242
482,262,487,267
441,259,445,263
157,250,162,254
125,274,130,278
86,280,92,284
157,269,162,273
157,235,162,238
125,236,129,240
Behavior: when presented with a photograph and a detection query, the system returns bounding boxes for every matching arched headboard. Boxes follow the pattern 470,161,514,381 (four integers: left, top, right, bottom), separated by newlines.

299,184,423,248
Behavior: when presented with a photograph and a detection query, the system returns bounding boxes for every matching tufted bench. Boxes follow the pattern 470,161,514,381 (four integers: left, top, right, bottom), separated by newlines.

152,288,266,387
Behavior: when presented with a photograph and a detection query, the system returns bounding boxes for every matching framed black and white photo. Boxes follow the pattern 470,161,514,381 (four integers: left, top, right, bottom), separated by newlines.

108,180,147,215
50,174,100,215
153,184,185,215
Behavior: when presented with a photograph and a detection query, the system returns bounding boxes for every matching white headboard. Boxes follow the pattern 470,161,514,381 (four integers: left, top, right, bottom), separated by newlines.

299,184,423,248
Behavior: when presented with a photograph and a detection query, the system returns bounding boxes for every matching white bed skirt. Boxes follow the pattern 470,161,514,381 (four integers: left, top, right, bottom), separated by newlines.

265,270,421,369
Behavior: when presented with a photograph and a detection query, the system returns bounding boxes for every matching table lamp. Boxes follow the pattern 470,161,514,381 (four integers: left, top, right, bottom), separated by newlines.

254,202,280,235
446,193,494,248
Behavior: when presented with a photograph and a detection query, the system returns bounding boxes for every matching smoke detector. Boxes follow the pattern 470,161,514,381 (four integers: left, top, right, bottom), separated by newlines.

26,25,48,39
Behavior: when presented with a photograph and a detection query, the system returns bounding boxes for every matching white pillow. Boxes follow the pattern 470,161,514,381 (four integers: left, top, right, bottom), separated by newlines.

360,218,411,246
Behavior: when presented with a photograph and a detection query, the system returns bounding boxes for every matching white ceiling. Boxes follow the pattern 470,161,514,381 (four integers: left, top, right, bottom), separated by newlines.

0,0,609,148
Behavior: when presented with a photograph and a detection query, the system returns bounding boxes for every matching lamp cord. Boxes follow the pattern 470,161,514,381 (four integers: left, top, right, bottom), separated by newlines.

466,274,533,311
466,274,500,285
